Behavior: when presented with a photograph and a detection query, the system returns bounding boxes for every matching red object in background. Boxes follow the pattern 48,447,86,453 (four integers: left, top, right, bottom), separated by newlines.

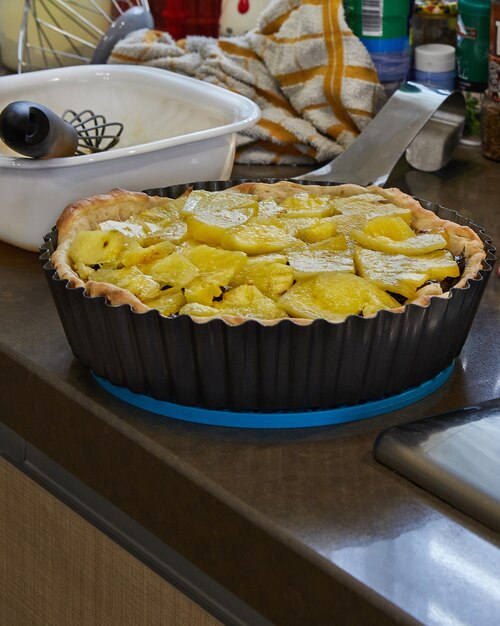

238,0,250,14
149,1,222,39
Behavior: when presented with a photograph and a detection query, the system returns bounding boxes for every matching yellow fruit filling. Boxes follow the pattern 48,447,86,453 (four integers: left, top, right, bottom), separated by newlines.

354,246,460,299
68,188,466,322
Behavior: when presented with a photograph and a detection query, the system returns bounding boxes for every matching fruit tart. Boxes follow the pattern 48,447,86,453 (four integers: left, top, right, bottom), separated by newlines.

52,182,486,325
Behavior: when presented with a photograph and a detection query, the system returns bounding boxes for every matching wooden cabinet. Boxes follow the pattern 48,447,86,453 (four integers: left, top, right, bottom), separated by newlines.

0,458,222,626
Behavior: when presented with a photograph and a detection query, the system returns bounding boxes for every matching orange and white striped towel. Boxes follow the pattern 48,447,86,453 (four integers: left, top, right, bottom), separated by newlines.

110,0,385,165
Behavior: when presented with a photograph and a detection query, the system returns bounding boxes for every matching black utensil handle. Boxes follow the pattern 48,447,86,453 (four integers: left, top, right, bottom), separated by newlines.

0,100,78,158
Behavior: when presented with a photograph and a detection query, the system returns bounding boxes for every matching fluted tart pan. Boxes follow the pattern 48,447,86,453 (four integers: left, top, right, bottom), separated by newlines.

39,180,495,413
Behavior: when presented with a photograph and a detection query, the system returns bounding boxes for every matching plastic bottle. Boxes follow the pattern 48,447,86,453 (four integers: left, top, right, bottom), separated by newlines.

457,0,491,91
456,0,491,144
344,0,412,92
414,43,457,90
481,0,500,160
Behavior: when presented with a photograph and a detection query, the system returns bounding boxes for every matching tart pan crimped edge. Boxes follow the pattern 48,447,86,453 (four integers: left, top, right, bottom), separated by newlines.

39,180,496,413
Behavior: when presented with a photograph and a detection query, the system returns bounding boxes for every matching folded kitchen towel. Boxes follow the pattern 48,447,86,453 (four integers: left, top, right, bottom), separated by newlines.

110,0,385,165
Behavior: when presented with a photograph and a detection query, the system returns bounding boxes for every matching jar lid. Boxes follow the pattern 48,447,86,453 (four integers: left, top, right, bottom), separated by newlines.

414,1,458,17
414,44,456,72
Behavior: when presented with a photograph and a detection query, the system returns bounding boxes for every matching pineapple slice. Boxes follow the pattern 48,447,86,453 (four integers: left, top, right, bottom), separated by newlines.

220,218,296,254
146,252,199,288
329,213,370,238
363,215,414,240
354,246,460,299
279,277,345,322
99,202,181,240
74,261,96,281
280,216,318,236
296,219,338,243
240,252,288,264
132,200,188,245
257,198,285,218
179,302,220,317
176,238,200,252
279,193,340,218
182,188,258,246
121,240,176,267
231,258,294,300
99,201,183,241
278,273,400,321
214,285,287,319
314,272,401,316
140,220,188,246
186,207,254,246
182,189,259,216
138,200,183,224
331,194,412,222
310,235,348,252
144,289,186,317
287,235,352,277
69,230,128,266
184,276,223,306
351,229,447,256
92,266,160,300
99,220,148,239
182,244,247,284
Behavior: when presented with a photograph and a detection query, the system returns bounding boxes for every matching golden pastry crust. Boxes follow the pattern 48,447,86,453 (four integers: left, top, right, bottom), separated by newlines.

84,279,151,313
53,188,171,290
51,183,486,325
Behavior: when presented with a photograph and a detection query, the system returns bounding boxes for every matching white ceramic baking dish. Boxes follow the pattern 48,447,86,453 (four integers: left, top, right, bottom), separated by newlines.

0,64,260,251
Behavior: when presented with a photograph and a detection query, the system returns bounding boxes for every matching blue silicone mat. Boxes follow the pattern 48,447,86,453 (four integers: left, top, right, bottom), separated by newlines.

93,362,454,429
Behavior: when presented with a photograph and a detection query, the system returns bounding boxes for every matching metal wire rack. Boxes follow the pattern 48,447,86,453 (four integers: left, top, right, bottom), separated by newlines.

18,0,151,73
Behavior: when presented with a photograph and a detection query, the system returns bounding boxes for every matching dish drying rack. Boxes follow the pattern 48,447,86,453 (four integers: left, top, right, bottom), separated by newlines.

18,0,151,72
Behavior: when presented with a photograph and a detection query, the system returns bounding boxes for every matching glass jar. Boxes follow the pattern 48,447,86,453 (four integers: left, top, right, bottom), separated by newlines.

481,0,500,160
412,0,458,48
481,92,500,160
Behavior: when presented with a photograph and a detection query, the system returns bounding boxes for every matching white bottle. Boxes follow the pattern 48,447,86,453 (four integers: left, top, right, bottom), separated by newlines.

414,44,456,91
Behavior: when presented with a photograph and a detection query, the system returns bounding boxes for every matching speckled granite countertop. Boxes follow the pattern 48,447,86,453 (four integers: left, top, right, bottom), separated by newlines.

0,145,499,625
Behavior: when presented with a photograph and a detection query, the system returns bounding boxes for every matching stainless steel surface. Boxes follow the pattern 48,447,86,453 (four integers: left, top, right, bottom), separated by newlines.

405,92,466,172
375,398,500,534
300,82,465,186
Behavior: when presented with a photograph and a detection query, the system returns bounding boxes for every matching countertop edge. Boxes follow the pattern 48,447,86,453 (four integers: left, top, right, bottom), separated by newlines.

0,337,420,625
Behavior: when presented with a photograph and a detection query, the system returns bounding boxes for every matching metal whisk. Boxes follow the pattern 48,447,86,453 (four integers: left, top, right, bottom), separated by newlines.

62,108,124,154
18,0,153,73
0,101,124,158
